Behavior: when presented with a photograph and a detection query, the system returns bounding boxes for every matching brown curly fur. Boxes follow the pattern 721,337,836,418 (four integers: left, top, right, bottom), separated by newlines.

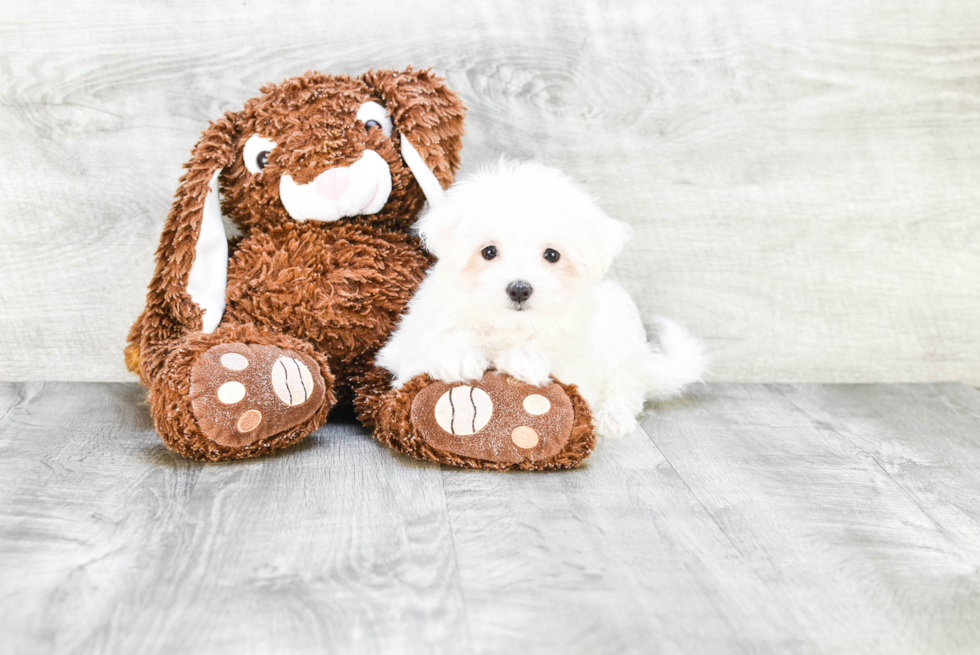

223,222,433,380
127,68,597,469
127,69,464,461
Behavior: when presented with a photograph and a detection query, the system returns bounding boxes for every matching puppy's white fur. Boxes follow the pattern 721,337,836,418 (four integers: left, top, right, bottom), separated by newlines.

376,159,706,438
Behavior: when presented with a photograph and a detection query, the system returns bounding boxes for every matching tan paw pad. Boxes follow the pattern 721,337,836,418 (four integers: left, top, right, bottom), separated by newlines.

511,426,539,449
237,409,263,432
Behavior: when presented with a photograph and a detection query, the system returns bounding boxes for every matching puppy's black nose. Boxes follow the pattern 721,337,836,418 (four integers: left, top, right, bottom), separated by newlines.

506,280,533,303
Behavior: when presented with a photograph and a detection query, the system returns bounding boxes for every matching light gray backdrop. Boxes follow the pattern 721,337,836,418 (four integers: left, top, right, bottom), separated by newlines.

1,0,977,383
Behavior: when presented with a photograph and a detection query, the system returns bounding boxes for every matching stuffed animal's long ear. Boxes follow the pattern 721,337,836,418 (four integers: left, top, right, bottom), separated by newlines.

145,113,239,335
361,68,466,207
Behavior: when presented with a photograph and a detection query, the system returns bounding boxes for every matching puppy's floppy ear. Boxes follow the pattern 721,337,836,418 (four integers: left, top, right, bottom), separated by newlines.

579,205,634,278
413,192,462,259
361,68,466,206
144,112,240,336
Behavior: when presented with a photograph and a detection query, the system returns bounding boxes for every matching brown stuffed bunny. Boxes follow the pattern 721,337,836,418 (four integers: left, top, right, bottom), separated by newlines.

127,68,595,469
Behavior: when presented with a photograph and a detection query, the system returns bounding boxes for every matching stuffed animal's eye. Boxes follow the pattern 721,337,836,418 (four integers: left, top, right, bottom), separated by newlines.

243,134,278,175
482,245,498,260
356,101,393,137
543,248,561,263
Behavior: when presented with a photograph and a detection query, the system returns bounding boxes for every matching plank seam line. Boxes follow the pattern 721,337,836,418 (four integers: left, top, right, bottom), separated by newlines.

638,419,754,563
438,467,477,655
769,384,966,550
935,383,980,422
637,417,786,631
0,382,40,429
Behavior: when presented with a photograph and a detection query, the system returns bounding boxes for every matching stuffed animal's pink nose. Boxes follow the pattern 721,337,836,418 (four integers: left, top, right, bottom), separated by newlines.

312,168,350,200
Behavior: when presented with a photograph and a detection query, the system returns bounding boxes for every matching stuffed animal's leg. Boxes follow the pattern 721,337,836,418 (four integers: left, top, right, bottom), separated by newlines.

146,324,335,461
354,367,596,471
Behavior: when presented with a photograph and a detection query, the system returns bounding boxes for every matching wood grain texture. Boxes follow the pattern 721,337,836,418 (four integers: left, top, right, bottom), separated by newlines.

641,383,980,654
0,383,468,655
1,1,979,383
440,431,803,654
4,382,980,653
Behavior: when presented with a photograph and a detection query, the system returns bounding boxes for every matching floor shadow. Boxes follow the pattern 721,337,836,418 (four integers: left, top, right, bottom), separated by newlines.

137,401,367,468
326,401,360,425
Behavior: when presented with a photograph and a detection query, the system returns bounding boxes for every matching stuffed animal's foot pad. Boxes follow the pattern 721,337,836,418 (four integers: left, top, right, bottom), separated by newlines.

190,343,326,448
411,371,575,465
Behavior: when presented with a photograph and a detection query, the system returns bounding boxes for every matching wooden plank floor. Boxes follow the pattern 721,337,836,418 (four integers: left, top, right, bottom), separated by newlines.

1,382,979,654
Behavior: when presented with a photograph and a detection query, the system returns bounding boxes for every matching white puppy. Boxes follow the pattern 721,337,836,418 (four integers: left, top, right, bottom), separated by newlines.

376,159,706,438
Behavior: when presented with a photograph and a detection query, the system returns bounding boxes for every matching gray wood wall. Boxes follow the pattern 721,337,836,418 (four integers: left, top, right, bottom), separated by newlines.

1,0,978,383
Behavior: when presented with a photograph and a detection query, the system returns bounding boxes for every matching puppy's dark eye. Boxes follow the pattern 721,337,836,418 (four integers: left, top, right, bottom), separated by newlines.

256,151,270,170
365,119,381,130
482,245,498,260
543,248,560,263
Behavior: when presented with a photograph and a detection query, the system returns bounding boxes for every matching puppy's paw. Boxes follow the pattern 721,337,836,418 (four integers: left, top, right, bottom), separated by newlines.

429,347,490,384
494,348,552,387
594,400,640,439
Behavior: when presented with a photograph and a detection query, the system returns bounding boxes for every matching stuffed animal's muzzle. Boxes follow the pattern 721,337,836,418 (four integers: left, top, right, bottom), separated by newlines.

279,150,392,222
